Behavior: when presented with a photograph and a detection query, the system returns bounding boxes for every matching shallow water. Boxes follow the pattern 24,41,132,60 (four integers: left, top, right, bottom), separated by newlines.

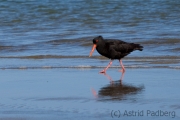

0,0,180,69
0,68,180,119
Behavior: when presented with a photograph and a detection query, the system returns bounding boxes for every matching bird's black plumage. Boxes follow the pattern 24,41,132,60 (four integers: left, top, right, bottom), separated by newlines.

93,36,143,60
89,35,143,73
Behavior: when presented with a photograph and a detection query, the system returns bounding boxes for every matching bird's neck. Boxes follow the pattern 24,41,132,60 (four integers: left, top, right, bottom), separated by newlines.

96,41,106,49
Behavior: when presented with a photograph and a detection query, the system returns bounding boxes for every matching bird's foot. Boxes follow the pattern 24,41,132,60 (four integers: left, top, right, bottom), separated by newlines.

99,69,106,73
119,69,125,73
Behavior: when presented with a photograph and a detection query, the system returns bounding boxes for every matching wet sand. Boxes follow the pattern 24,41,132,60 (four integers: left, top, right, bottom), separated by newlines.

0,68,180,120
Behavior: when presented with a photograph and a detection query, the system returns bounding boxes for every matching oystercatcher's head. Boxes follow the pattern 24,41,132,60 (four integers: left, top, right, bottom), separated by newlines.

92,36,103,44
89,36,103,57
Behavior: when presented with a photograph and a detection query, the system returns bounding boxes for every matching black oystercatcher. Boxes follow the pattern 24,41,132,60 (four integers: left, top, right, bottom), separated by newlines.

89,36,143,73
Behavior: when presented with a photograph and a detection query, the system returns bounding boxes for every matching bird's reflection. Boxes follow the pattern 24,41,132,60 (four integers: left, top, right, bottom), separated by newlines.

92,72,144,101
102,71,124,84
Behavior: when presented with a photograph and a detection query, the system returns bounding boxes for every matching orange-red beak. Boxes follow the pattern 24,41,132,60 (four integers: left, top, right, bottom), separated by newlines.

89,44,96,57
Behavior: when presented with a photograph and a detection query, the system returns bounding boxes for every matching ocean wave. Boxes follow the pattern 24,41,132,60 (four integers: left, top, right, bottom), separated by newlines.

1,65,180,70
138,38,180,45
0,55,180,60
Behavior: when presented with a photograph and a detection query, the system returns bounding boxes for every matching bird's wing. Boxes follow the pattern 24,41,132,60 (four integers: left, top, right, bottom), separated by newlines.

106,40,131,53
106,40,134,58
114,43,134,53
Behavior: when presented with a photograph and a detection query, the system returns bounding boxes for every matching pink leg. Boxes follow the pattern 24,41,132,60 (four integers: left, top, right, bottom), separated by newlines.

100,60,113,73
119,60,125,73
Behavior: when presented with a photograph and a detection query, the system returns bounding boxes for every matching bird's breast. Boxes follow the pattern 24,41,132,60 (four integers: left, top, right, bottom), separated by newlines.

96,46,111,59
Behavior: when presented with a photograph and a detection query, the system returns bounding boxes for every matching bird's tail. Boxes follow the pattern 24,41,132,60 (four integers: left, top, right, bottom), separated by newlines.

134,44,143,51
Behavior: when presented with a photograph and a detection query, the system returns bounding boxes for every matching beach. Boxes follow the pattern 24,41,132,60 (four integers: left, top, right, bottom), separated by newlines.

0,68,180,120
0,0,180,119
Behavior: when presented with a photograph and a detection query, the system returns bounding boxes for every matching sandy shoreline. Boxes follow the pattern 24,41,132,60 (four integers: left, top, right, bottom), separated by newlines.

0,68,180,120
